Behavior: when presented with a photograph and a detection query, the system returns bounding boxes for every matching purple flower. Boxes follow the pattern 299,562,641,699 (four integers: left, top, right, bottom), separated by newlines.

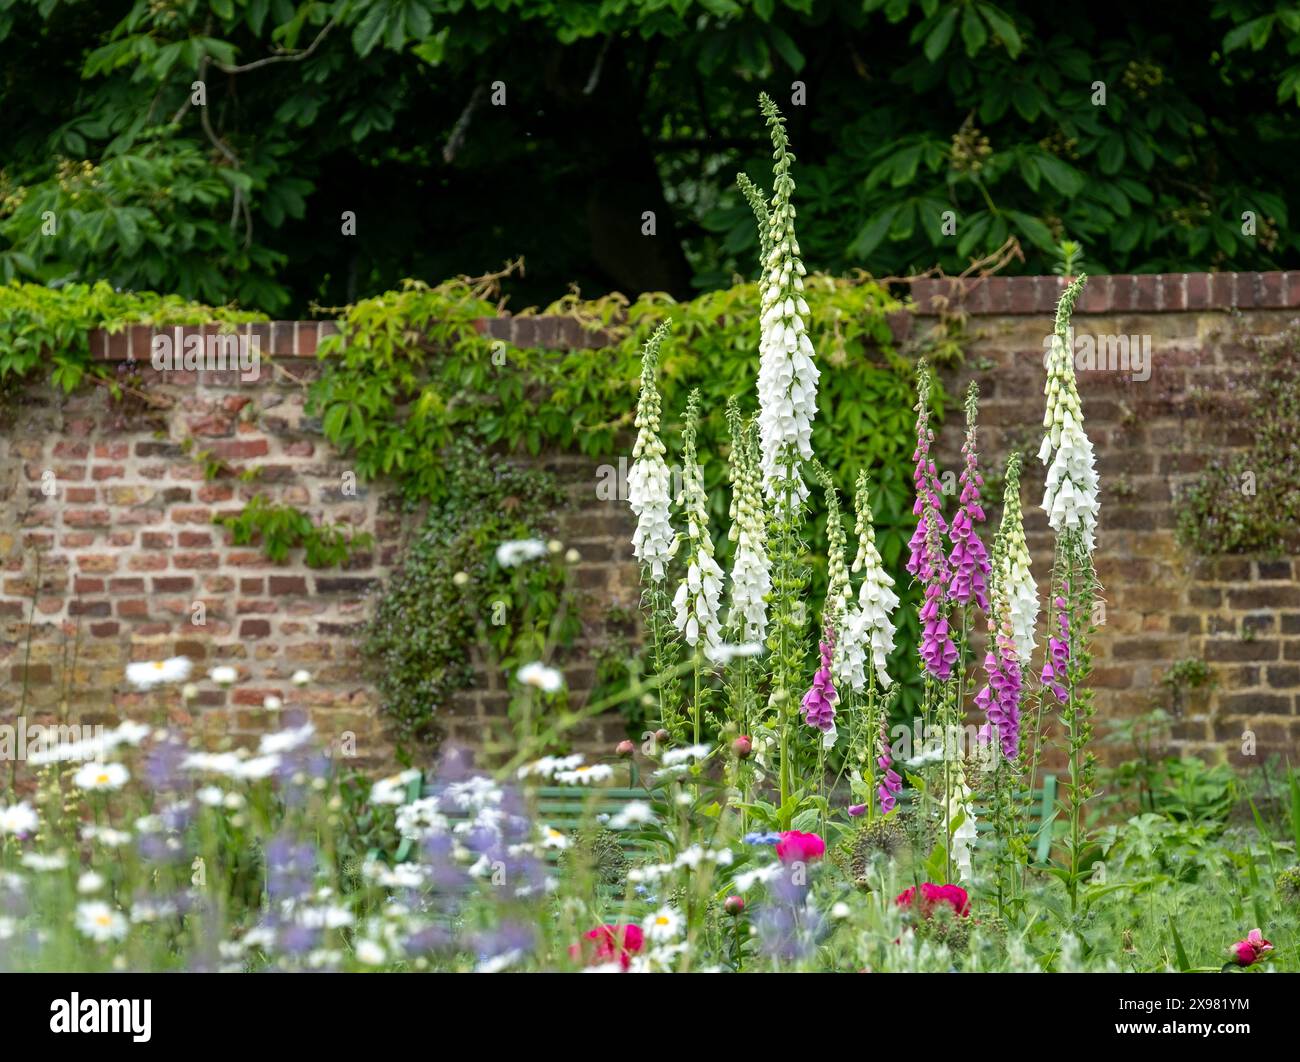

800,633,838,732
1040,593,1070,701
947,415,990,611
877,719,902,813
909,372,958,679
975,627,1022,759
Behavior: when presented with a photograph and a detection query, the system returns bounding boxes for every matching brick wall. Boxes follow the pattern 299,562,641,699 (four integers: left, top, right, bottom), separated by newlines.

2,272,1298,767
915,272,1300,764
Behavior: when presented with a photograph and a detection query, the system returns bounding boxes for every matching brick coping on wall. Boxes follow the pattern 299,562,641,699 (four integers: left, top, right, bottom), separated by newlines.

85,271,1300,360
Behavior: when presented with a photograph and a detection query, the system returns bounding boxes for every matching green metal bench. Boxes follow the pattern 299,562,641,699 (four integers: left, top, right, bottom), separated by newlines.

372,773,1059,867
890,773,1059,864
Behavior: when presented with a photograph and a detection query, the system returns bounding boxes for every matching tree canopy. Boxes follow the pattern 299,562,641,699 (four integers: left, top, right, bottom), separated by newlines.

2,0,1299,314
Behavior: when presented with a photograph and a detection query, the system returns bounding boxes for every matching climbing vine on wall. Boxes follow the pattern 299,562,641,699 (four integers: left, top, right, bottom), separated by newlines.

0,279,263,396
1176,327,1300,554
362,440,580,753
310,265,950,724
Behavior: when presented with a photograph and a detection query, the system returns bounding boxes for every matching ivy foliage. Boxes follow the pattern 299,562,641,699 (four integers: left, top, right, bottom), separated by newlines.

0,279,263,395
1176,329,1300,554
214,494,373,567
312,267,948,720
361,440,579,752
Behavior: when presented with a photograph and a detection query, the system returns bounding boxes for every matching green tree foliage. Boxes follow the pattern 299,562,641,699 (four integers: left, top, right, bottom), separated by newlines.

2,1,1298,314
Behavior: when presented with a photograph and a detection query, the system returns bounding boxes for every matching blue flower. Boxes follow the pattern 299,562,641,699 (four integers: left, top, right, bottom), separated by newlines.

743,832,782,846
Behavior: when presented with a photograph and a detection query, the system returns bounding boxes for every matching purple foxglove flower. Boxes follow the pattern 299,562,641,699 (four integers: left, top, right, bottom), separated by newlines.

948,394,991,610
800,633,838,733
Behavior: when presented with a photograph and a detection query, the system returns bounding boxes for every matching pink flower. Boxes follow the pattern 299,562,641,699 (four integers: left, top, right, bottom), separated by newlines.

1228,928,1273,967
908,371,958,680
947,403,990,611
896,882,971,918
1040,593,1070,702
775,831,825,865
800,633,837,733
570,924,644,970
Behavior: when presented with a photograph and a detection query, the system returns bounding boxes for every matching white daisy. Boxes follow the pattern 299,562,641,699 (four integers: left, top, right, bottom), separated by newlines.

495,539,549,568
75,901,128,942
209,665,238,686
73,762,129,791
0,801,38,836
642,906,683,942
370,768,422,806
355,939,387,966
517,661,565,694
258,723,315,756
608,801,654,829
554,764,614,786
662,744,710,766
125,656,193,690
21,852,68,872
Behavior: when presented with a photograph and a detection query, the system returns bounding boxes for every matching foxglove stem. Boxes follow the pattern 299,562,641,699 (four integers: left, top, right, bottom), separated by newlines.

910,366,957,681
947,382,990,611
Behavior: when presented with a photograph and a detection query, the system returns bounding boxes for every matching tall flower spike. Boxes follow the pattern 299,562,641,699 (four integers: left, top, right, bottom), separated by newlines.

1039,276,1100,553
944,760,978,883
800,631,838,748
1000,453,1038,664
877,721,902,813
755,93,820,515
813,461,851,631
736,172,773,266
628,320,678,581
672,390,725,661
835,471,899,692
725,398,771,643
948,382,990,611
974,454,1026,759
909,365,957,680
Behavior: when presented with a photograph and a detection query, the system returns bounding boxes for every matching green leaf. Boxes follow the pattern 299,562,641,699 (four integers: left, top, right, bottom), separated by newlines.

1036,154,1084,196
1168,916,1191,972
960,6,987,55
1097,134,1125,175
979,4,1022,57
848,204,899,258
923,9,958,62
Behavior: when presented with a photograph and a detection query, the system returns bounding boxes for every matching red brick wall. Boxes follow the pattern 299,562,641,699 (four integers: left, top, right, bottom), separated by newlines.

2,273,1298,766
916,272,1300,764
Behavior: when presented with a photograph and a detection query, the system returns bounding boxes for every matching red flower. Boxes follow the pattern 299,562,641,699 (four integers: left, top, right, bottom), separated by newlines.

570,924,645,970
1228,928,1273,967
775,831,825,865
895,882,970,918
